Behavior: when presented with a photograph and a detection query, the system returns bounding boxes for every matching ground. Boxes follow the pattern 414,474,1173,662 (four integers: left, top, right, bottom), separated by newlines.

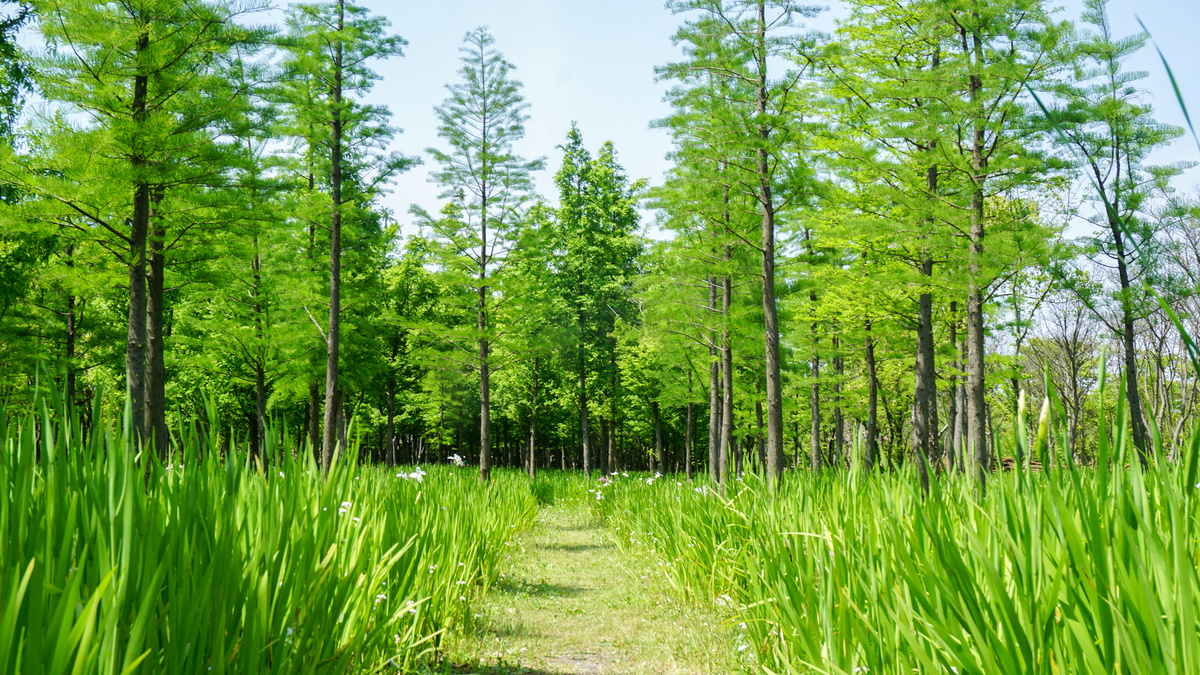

441,500,743,674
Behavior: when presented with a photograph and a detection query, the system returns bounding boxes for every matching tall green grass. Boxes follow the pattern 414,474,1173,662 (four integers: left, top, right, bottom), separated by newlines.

595,383,1200,674
0,392,536,674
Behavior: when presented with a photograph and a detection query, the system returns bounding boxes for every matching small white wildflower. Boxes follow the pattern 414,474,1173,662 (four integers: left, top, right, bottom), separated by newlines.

428,564,438,572
351,516,361,523
409,467,426,483
278,472,285,478
448,454,465,466
374,594,387,604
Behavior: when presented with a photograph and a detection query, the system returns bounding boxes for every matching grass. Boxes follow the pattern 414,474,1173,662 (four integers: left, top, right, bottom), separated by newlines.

0,390,537,674
593,381,1200,674
440,477,742,675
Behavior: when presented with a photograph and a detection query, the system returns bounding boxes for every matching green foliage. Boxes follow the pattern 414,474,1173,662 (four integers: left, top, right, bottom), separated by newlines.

0,391,536,674
597,378,1200,673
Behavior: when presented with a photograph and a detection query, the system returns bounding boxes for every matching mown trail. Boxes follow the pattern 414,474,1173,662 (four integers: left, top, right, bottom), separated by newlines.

447,500,742,674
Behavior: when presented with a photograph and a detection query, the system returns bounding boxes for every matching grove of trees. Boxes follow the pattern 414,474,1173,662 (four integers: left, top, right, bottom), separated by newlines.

1,0,1197,490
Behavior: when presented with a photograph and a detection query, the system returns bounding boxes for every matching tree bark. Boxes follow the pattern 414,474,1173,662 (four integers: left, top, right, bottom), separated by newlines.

653,400,665,474
810,317,821,473
320,0,346,472
528,356,539,479
65,244,76,414
864,322,879,470
965,19,990,496
755,395,765,474
708,276,721,484
145,189,168,456
608,347,618,474
720,258,733,493
251,236,266,462
755,0,784,491
126,55,149,448
833,334,844,470
1111,219,1150,464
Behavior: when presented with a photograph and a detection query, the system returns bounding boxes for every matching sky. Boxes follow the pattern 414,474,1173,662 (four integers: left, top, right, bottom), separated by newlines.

352,0,1200,238
17,0,1200,236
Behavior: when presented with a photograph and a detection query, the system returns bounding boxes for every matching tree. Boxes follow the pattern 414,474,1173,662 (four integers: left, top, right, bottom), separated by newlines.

9,0,267,451
659,0,823,490
280,0,413,471
1046,0,1185,465
550,127,643,477
420,26,541,482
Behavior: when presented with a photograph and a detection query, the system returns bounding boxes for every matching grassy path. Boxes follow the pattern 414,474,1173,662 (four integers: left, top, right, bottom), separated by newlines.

446,500,741,674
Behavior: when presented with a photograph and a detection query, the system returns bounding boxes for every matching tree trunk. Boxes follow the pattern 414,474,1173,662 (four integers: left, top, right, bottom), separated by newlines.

251,236,266,462
685,395,693,481
966,21,990,496
1112,221,1150,464
579,348,590,476
65,244,76,414
385,372,396,465
720,261,733,493
755,0,784,491
608,347,618,474
653,401,665,474
528,357,539,479
145,190,168,456
810,317,821,473
126,59,149,448
833,334,844,469
708,276,721,483
755,396,765,474
864,322,879,470
947,301,961,472
320,0,346,472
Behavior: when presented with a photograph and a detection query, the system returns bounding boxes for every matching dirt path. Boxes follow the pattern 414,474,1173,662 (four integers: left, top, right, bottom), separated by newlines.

447,501,741,674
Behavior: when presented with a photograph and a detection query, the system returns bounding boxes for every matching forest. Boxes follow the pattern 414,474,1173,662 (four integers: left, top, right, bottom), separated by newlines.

2,0,1200,673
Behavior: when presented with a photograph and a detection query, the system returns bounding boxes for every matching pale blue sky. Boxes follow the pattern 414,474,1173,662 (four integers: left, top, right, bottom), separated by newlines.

19,1,1197,233
360,0,1200,237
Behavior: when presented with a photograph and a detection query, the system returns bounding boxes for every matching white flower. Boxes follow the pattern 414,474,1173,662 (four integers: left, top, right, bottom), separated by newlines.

278,472,284,478
428,564,438,572
621,472,628,477
655,472,662,479
610,471,618,476
409,467,426,483
596,492,604,500
715,594,733,608
374,593,387,604
351,516,361,523
448,454,465,466
459,596,466,601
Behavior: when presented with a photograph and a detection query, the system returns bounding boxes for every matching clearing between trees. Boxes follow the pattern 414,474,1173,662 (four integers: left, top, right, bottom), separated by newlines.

445,500,741,675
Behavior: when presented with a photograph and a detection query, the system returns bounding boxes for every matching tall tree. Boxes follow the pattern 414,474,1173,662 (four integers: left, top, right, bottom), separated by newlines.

660,0,822,490
281,0,412,471
551,127,643,477
1046,0,1184,465
11,0,267,451
421,26,541,482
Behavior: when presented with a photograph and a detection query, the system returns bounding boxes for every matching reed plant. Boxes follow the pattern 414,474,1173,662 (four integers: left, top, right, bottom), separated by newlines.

0,389,536,675
595,376,1200,674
